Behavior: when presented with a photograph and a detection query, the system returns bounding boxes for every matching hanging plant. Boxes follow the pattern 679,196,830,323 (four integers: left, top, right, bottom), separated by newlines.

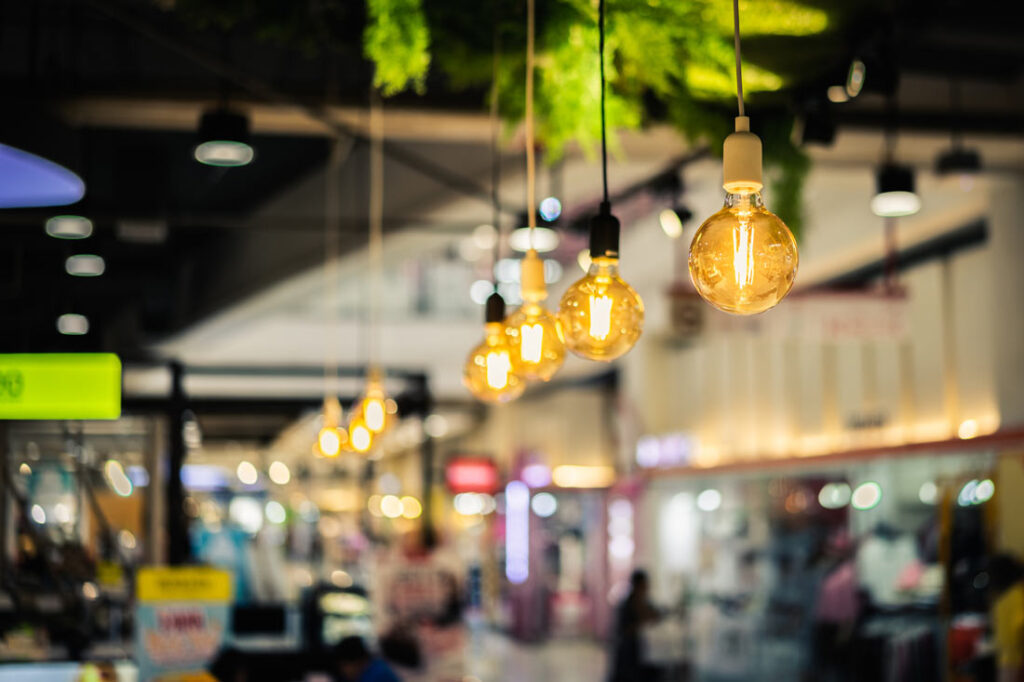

364,0,432,95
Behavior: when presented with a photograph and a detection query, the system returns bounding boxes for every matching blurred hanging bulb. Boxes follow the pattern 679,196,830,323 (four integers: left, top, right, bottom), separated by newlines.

317,396,345,457
318,427,342,457
359,369,390,434
349,419,373,453
505,250,565,381
558,204,643,361
689,117,798,315
464,293,525,403
364,398,385,432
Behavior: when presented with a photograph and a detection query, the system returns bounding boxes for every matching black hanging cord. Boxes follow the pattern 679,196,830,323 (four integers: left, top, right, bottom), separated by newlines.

490,24,502,291
732,0,744,117
589,0,620,260
599,0,609,204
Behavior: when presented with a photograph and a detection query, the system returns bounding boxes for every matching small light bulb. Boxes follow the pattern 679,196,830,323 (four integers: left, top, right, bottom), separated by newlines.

358,371,390,434
364,398,386,432
465,294,526,403
505,306,566,381
558,205,643,361
349,420,372,453
318,427,341,458
689,116,798,315
505,251,566,382
559,257,644,362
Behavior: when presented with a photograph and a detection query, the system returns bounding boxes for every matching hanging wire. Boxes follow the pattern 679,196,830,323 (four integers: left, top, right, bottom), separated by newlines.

598,0,609,203
883,93,897,163
368,90,384,368
491,26,503,288
526,0,537,246
324,137,343,399
732,0,745,117
949,78,963,149
323,59,342,401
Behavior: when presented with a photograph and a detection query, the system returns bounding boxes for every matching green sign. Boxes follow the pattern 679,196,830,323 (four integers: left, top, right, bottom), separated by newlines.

0,353,121,420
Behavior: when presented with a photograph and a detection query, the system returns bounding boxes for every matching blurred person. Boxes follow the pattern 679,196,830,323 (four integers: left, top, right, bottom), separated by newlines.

991,554,1024,682
333,636,400,682
609,569,662,682
809,530,859,682
434,572,463,627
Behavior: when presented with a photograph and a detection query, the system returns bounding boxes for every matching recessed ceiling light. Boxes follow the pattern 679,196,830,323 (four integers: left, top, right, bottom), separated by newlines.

57,313,89,335
65,254,105,277
46,215,93,240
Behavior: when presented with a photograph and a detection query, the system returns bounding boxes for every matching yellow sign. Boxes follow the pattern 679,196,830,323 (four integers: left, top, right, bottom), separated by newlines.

137,567,232,603
0,353,121,420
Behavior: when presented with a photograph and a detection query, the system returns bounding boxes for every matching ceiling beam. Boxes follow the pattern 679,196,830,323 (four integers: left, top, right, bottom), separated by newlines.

59,97,494,142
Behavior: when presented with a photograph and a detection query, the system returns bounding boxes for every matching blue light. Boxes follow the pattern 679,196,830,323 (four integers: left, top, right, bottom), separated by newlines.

0,143,85,208
539,196,562,222
181,464,229,491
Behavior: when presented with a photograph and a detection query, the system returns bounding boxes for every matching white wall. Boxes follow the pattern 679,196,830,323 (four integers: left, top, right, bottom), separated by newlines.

620,178,1018,467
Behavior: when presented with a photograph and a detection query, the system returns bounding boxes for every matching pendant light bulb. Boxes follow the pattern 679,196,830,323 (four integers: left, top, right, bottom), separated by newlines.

506,250,566,381
689,117,798,315
464,293,525,403
318,427,342,458
358,369,390,434
558,204,644,362
349,419,373,454
317,396,346,458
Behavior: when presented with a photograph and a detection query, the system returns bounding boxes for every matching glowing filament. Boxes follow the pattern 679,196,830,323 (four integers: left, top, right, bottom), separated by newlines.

364,399,385,432
520,323,544,364
589,295,613,340
733,222,755,289
486,351,512,389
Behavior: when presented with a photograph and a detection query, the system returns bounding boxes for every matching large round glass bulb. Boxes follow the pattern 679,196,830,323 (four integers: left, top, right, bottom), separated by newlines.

688,191,797,315
463,322,525,403
558,257,644,362
504,303,565,381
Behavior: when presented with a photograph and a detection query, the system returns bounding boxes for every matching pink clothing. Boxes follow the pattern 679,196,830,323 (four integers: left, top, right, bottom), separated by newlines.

816,561,859,625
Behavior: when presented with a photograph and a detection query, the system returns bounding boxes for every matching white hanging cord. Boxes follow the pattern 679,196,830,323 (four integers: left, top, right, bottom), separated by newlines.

369,91,384,368
526,0,537,247
732,0,745,117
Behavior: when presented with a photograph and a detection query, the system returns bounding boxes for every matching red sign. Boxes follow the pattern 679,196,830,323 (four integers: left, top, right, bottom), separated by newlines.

446,457,499,494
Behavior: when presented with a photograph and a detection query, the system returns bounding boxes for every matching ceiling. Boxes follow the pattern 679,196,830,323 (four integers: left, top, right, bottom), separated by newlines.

0,0,1021,416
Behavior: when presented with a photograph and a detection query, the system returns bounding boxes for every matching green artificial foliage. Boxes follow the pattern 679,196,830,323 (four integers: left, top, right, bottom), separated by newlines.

364,0,432,95
421,0,857,236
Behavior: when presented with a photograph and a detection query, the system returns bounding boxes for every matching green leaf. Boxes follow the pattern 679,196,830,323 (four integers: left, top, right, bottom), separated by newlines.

364,0,432,96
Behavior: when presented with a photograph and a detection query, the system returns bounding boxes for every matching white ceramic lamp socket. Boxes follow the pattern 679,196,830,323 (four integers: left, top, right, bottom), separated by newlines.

520,249,548,303
722,116,763,193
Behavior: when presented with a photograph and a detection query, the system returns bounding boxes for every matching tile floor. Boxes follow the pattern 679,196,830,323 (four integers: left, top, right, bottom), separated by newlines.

401,629,609,682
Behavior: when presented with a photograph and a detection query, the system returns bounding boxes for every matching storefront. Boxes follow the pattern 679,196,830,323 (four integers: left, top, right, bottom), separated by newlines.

635,443,1019,680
